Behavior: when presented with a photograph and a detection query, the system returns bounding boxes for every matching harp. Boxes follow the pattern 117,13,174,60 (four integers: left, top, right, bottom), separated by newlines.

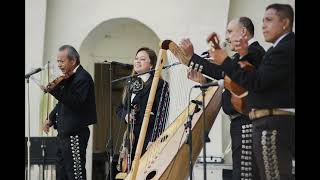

121,40,222,180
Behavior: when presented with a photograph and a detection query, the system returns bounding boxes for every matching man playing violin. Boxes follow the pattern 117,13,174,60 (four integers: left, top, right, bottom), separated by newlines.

42,45,97,180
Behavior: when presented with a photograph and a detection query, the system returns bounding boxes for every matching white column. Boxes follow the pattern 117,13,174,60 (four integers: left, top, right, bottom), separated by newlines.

25,0,47,179
25,0,47,136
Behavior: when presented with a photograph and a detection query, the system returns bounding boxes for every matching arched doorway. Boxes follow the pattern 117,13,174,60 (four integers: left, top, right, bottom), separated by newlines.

79,17,161,75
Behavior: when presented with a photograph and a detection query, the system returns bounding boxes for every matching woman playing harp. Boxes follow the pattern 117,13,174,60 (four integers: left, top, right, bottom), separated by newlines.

116,47,170,173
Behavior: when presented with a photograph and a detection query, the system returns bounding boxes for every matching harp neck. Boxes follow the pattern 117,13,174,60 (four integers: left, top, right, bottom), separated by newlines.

130,48,168,180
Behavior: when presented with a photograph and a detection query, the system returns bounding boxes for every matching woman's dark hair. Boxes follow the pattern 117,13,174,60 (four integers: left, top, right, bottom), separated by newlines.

134,47,157,73
122,47,158,104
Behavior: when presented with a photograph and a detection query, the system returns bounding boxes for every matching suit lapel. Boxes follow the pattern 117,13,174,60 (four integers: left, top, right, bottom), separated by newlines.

132,76,153,104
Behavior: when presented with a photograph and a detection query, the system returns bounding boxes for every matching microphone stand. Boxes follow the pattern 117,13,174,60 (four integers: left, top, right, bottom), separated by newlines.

41,61,49,180
25,67,46,180
41,140,46,180
126,77,133,173
185,88,201,180
108,64,113,180
26,77,31,180
200,87,210,180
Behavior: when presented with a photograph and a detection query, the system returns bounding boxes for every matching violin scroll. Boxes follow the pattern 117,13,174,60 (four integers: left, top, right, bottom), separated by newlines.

43,72,74,93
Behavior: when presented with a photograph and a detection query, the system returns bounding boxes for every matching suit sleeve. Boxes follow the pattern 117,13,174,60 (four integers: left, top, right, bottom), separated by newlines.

116,102,128,123
242,46,264,68
49,76,91,109
221,47,291,92
189,54,224,80
48,104,57,129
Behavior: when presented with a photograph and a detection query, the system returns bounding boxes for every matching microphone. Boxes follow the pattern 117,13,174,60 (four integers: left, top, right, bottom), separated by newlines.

25,68,44,78
193,80,223,89
163,62,181,69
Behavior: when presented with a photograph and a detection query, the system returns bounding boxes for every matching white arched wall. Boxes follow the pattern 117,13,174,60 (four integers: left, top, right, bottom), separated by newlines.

25,0,47,136
79,17,161,74
42,2,230,178
43,0,230,72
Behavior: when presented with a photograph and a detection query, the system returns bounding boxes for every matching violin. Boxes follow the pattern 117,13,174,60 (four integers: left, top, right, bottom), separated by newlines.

43,72,74,93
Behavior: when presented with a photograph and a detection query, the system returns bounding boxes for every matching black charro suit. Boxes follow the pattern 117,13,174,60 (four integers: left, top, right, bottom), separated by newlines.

116,74,169,158
190,41,265,114
221,33,295,110
48,65,97,180
188,40,265,180
221,32,295,180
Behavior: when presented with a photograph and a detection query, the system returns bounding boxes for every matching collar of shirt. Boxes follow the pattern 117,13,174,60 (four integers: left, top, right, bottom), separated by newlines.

138,73,150,83
72,64,80,73
239,38,256,59
273,32,290,47
131,73,150,102
248,38,256,46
